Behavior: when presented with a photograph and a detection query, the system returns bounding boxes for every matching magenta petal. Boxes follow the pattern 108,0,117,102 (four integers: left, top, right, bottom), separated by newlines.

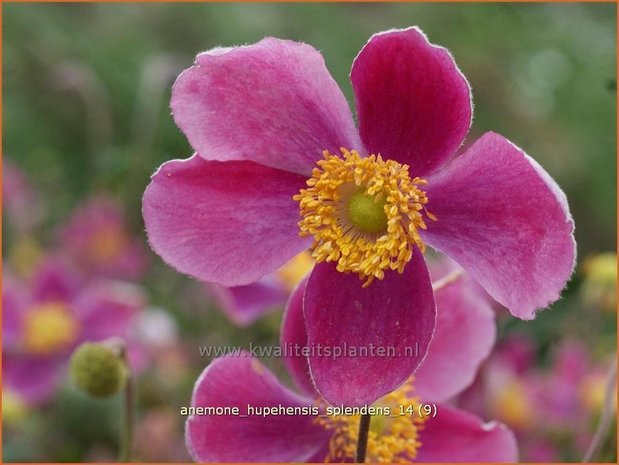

206,278,288,327
3,355,63,405
422,132,576,319
185,355,329,462
416,404,518,462
304,250,436,406
2,273,28,348
32,257,79,303
143,154,310,286
280,278,316,396
351,27,472,176
414,273,495,403
171,38,361,176
75,281,143,342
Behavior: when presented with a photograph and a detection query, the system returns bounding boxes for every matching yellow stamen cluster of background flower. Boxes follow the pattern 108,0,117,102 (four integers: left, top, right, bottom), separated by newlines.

22,303,79,355
316,384,426,463
294,149,434,286
275,250,315,291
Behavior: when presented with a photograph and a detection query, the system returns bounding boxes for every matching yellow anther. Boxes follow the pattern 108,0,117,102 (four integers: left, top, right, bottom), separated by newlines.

294,149,435,286
90,227,127,264
490,378,533,429
22,302,79,355
275,250,314,291
316,382,426,463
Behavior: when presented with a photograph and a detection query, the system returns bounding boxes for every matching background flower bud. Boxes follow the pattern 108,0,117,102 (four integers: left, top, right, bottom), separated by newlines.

70,342,128,398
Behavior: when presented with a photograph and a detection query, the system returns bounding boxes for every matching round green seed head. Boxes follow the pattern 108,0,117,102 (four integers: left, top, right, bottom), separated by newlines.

70,342,127,398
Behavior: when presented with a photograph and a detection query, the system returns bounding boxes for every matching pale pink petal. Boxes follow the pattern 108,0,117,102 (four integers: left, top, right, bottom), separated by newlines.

414,271,495,403
171,38,361,176
75,280,144,342
3,355,63,405
416,404,518,462
304,250,436,406
185,355,330,462
143,154,310,286
280,277,315,396
351,27,472,176
422,132,576,319
205,278,288,327
428,254,492,303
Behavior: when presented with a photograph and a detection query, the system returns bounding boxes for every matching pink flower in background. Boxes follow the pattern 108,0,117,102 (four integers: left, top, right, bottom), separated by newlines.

2,160,43,234
204,251,314,326
135,407,191,462
532,340,614,430
2,257,145,404
143,27,575,405
59,196,148,280
185,267,517,462
457,336,613,461
491,334,537,375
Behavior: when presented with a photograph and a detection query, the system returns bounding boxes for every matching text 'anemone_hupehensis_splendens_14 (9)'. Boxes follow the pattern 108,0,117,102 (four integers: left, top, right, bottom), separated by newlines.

142,27,576,406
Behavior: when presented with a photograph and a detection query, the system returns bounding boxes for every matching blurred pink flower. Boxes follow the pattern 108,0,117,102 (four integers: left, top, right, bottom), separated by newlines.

2,160,43,234
204,251,314,326
59,196,148,280
185,267,517,462
135,407,191,462
533,340,603,425
459,336,613,461
2,257,145,404
143,27,575,405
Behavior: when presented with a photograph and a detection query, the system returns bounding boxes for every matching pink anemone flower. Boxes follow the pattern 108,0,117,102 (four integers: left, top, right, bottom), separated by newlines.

185,267,517,462
59,196,148,280
2,257,144,404
143,27,576,405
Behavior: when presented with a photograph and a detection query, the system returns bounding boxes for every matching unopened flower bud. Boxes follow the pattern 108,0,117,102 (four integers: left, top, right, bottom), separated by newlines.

70,342,127,398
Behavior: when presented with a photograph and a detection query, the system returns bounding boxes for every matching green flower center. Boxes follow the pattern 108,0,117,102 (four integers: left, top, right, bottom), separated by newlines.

347,190,388,234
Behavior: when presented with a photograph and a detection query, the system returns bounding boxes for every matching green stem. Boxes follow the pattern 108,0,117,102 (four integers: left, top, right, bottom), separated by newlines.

119,348,134,462
355,413,371,463
582,355,617,462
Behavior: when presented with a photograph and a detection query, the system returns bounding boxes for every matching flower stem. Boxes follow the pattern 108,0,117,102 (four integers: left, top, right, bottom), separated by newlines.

432,269,464,292
119,346,134,462
582,355,617,462
355,413,371,463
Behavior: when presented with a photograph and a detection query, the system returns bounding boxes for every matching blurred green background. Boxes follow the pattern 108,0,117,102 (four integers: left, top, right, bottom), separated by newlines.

3,2,616,252
3,2,617,462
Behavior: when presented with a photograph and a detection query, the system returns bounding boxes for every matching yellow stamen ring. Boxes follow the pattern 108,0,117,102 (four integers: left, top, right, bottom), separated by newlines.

294,148,435,287
316,383,427,463
22,302,79,355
